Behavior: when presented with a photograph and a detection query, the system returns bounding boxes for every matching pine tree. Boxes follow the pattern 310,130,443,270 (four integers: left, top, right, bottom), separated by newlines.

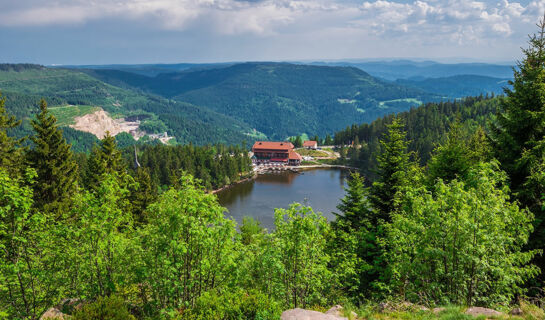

489,16,545,283
85,132,126,191
27,99,78,216
490,16,545,197
427,120,472,184
334,172,372,230
0,92,25,176
324,134,333,146
129,167,157,224
369,117,413,221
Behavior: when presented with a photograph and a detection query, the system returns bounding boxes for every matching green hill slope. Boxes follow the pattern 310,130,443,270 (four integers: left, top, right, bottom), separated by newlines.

81,62,441,139
0,64,259,148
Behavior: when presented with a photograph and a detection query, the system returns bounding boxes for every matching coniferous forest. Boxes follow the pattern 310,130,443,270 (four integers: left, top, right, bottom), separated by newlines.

2,16,545,320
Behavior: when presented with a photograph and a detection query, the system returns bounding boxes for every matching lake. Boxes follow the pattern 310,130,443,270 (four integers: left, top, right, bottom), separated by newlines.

216,168,350,229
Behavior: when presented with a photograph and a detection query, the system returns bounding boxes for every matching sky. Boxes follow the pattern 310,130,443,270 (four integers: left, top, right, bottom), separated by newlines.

0,0,544,65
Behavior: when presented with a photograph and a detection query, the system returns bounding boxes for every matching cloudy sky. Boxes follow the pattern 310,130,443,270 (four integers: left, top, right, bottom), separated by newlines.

0,0,543,64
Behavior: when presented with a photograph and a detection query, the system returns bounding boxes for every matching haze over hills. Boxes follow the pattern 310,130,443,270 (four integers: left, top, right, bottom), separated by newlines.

309,60,514,80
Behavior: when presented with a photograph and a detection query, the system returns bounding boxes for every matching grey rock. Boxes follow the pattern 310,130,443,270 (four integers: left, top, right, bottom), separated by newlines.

510,307,523,316
465,307,504,317
281,308,348,320
40,308,69,320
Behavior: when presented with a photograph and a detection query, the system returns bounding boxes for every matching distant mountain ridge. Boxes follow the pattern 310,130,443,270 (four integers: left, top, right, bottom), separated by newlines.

309,60,514,80
81,62,440,139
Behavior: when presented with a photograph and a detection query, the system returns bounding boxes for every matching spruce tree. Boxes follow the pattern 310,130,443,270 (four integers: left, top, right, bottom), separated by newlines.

27,99,77,216
85,132,126,191
129,167,157,224
427,120,472,184
490,17,545,195
0,93,25,177
369,117,413,221
489,15,545,282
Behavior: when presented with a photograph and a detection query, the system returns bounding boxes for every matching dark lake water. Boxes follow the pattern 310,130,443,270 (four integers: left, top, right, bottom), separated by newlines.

216,169,349,229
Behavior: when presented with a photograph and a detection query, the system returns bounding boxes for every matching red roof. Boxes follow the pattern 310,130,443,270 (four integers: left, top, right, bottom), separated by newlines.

289,151,302,161
252,141,294,151
303,140,318,147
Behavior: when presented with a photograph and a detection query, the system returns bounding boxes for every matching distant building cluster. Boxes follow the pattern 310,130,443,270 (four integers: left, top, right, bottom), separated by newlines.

251,141,302,166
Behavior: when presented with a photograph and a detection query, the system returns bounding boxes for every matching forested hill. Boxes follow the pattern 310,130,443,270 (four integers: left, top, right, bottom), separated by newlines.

334,95,500,178
81,62,440,139
0,64,259,150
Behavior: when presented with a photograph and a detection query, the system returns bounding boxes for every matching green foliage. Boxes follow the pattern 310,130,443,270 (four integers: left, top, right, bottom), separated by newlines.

489,16,545,281
86,63,438,139
369,117,415,221
84,132,128,191
0,92,24,177
240,217,265,246
0,168,57,319
427,121,473,185
182,288,281,320
334,96,499,178
331,173,386,301
27,99,78,216
59,174,134,298
0,66,257,147
72,295,135,320
129,143,252,190
137,174,237,311
388,163,539,306
272,204,332,308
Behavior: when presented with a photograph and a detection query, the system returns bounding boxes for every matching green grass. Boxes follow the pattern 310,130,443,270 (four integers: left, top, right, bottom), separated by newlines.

49,105,101,126
296,148,330,157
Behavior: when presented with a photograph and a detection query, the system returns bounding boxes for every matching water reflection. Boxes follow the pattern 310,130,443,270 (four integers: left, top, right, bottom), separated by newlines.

217,169,349,229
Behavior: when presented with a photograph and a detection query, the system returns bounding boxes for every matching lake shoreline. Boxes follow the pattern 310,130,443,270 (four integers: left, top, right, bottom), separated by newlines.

211,165,357,195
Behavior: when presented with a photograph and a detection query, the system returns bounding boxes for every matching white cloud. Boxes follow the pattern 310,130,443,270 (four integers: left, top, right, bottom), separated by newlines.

0,0,544,51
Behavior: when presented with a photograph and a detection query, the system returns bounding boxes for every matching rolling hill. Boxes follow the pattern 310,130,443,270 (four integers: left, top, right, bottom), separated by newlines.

80,62,441,139
310,60,514,80
395,75,510,98
0,64,260,150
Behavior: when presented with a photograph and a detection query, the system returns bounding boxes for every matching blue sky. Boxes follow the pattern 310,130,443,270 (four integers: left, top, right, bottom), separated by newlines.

0,0,543,65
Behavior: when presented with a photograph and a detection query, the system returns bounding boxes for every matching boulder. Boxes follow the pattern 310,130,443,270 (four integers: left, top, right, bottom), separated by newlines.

40,308,69,320
510,307,523,316
325,305,357,318
465,307,504,317
281,308,348,320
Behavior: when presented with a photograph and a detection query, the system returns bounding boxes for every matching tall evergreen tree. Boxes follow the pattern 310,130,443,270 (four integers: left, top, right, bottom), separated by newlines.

27,99,77,216
489,16,545,277
85,132,126,191
129,167,157,224
369,117,413,221
427,120,472,184
0,92,25,176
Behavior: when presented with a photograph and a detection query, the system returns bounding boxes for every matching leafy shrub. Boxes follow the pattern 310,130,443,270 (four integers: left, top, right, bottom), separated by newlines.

72,295,135,320
182,288,282,320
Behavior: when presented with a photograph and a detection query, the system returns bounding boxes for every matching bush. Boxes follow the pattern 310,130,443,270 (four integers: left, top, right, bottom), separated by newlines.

182,289,282,320
72,295,135,320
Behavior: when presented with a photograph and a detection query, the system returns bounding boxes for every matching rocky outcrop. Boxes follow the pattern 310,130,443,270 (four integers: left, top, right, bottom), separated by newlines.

510,307,523,316
40,308,69,320
281,308,348,320
465,307,504,317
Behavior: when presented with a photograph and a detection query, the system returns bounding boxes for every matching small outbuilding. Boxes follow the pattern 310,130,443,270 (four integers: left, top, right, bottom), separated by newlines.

303,140,318,149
